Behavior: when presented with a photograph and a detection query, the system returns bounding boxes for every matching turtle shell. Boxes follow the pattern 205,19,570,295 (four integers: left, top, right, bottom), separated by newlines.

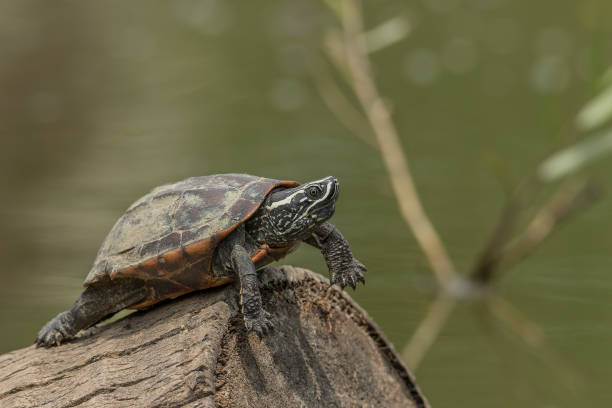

85,174,299,308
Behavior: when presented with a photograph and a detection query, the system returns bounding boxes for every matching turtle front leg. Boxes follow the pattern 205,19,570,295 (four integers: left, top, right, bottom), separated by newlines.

306,222,366,290
231,245,273,338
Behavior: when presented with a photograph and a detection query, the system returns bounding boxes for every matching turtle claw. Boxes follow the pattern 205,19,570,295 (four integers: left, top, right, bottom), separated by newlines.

331,259,367,290
36,311,75,348
36,331,62,348
244,310,274,339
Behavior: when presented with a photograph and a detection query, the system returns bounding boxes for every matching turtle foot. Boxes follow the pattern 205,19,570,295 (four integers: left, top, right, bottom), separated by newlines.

36,311,76,348
330,259,367,290
244,310,274,339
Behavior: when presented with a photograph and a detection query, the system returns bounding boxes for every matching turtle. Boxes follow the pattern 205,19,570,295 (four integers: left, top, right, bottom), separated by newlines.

36,174,366,347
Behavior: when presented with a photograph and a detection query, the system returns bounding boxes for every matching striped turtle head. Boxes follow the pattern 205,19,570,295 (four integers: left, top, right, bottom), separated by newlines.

252,176,339,246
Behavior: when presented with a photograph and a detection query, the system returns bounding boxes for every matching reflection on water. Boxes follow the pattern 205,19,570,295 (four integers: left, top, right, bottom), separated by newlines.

1,1,611,407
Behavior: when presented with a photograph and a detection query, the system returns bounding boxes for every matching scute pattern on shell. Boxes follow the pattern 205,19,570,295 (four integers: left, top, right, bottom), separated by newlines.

84,174,299,288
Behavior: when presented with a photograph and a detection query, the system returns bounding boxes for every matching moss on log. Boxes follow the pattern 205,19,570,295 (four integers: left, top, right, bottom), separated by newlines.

0,266,429,408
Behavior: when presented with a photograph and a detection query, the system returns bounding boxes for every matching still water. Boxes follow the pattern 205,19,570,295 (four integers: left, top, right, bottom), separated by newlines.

1,1,611,407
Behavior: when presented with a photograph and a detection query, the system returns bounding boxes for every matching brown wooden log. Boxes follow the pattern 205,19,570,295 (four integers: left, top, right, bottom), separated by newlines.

0,265,429,408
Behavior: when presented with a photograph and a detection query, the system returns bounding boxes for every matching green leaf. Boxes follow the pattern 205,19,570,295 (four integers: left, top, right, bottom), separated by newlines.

576,84,612,131
363,16,411,54
538,127,612,182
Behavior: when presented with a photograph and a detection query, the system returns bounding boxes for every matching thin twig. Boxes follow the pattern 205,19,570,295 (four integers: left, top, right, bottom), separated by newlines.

488,296,582,391
400,294,456,371
337,0,457,287
311,58,378,149
323,29,352,81
488,296,543,347
473,178,601,282
474,301,581,404
499,179,601,273
471,180,535,283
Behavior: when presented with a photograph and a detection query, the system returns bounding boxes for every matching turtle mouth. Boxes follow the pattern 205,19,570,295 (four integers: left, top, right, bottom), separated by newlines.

331,178,339,201
310,207,334,222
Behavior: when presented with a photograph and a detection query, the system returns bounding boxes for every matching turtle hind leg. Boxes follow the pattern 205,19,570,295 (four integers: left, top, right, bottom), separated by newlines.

36,279,148,348
36,311,77,347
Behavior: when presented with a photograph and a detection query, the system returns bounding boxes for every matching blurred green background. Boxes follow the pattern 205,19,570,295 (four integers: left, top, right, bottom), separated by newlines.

1,1,611,407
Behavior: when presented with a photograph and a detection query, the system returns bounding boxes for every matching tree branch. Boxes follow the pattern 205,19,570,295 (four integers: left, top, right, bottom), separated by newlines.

0,266,429,408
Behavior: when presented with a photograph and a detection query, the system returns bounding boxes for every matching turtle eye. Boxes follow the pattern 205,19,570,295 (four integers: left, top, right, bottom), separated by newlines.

306,185,322,199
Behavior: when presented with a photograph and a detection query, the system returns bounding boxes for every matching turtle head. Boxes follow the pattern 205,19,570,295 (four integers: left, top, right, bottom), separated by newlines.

253,176,339,246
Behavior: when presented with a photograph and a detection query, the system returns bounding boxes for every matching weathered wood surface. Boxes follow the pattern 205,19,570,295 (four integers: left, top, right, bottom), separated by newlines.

0,266,429,408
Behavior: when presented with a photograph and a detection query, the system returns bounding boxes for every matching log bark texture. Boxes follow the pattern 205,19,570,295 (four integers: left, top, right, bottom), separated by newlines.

0,265,429,408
